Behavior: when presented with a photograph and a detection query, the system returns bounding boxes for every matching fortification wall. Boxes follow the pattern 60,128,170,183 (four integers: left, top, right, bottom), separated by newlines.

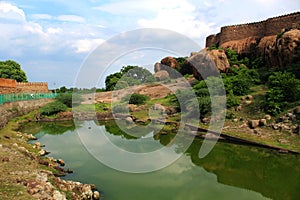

0,78,17,88
16,82,49,93
206,12,300,47
0,78,49,94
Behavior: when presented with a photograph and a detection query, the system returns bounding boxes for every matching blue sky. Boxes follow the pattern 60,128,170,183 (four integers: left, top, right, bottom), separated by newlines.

0,0,299,88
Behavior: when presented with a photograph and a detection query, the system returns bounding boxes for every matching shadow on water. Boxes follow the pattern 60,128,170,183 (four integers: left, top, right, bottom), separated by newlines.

22,120,300,200
186,139,300,200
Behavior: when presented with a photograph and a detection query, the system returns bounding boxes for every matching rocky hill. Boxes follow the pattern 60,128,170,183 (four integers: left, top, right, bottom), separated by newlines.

206,12,300,68
154,12,300,79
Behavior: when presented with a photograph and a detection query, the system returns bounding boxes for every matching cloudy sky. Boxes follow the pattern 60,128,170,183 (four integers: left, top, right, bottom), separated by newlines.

0,0,299,88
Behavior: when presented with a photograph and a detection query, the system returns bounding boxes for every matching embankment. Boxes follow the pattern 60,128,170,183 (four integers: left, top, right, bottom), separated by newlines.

0,99,54,129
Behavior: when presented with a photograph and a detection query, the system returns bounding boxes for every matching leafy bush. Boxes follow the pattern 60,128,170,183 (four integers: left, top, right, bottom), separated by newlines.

267,72,300,102
226,91,240,108
122,93,150,105
264,72,300,115
223,66,260,96
56,93,83,107
40,101,67,116
112,104,128,114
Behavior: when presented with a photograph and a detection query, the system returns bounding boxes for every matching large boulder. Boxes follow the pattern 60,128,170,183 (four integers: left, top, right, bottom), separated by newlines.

207,49,230,73
221,37,259,55
182,50,220,80
154,70,170,81
161,56,179,69
155,57,180,78
277,29,300,67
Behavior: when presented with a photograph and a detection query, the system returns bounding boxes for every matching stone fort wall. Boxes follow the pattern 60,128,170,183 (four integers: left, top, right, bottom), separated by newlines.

0,78,49,94
206,12,300,47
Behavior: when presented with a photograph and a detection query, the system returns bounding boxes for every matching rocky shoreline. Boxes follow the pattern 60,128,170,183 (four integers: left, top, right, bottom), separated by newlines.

0,122,101,200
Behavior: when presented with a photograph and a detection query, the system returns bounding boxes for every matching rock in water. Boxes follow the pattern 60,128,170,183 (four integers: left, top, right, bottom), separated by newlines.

57,159,65,166
93,191,100,200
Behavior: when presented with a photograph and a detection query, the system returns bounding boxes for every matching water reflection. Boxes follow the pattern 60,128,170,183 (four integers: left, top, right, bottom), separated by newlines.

21,120,300,200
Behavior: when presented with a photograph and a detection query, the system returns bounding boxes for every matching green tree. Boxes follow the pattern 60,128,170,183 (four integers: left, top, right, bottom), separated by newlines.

0,60,27,82
105,66,155,91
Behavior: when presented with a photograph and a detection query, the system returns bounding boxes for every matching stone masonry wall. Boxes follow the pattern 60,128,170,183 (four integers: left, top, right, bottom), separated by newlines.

0,99,54,129
206,12,300,47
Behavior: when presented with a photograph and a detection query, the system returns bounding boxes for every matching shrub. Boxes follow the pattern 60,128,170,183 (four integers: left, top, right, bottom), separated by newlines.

264,72,300,115
226,91,240,108
56,93,83,107
40,101,67,116
122,93,150,105
112,104,128,114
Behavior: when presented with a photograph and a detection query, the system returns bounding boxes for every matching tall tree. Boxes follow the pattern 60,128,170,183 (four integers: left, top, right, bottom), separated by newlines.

0,60,28,82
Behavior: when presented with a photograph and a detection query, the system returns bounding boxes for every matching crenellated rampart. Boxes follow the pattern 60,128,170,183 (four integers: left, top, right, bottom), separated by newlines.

0,78,49,94
206,12,300,47
16,82,49,93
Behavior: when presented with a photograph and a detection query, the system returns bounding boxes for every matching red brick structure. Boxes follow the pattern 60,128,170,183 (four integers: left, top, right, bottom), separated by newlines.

0,78,49,94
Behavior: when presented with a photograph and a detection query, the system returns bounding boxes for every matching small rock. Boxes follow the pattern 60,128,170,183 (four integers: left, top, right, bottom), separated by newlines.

57,159,65,167
294,106,300,114
253,129,261,135
53,190,66,200
13,143,18,147
246,95,253,100
66,168,73,174
281,124,291,130
248,120,260,129
292,125,300,134
264,114,271,120
259,119,267,126
39,149,47,156
125,117,134,124
201,118,210,124
233,118,239,122
27,134,37,140
82,185,93,199
4,135,10,139
245,100,252,105
2,157,10,162
235,105,242,111
93,191,100,200
34,142,42,148
18,146,29,153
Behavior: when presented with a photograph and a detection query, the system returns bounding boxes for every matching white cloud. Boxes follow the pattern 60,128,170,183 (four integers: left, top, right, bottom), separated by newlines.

72,38,104,53
57,15,85,23
31,14,52,20
0,2,107,60
0,1,25,21
46,27,62,34
137,0,213,42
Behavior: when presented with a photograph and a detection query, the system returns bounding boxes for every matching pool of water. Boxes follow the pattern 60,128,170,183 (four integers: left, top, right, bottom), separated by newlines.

21,120,300,200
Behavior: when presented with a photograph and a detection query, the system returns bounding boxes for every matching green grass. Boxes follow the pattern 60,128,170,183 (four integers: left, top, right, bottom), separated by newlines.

72,103,111,112
0,184,35,200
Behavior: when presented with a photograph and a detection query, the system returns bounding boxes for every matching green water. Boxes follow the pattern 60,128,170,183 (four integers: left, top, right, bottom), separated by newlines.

22,121,300,200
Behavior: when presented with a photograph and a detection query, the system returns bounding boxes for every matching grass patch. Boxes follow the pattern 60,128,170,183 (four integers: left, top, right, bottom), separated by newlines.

72,103,110,112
